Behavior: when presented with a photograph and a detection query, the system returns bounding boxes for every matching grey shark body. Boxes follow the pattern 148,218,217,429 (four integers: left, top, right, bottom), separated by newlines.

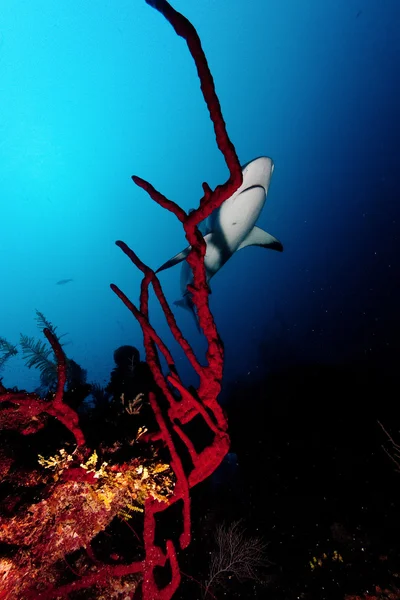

156,156,283,324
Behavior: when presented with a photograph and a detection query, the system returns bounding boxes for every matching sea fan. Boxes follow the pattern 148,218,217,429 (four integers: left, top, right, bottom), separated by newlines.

35,309,68,345
18,311,70,392
0,337,18,371
19,334,57,385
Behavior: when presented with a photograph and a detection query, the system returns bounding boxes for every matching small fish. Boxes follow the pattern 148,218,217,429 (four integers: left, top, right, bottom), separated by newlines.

56,278,73,286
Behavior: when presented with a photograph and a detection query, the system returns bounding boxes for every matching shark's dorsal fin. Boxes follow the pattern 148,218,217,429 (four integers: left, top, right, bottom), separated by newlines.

236,226,283,252
156,246,191,273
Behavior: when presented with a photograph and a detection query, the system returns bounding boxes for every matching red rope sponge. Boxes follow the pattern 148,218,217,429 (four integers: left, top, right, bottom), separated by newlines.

109,1,243,597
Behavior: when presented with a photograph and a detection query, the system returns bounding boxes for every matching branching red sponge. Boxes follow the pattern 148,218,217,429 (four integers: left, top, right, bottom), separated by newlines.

109,2,242,597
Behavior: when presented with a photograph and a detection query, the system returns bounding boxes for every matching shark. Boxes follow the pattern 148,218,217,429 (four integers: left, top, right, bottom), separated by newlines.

156,156,283,325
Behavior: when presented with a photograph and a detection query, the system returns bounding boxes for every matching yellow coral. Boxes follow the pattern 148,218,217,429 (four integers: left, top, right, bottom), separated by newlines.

81,450,99,470
309,550,344,570
80,451,108,479
38,446,175,520
38,448,73,472
95,487,117,511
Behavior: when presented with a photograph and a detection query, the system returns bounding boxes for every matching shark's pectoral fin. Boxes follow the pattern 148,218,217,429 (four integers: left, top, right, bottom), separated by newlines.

156,246,192,273
237,226,283,252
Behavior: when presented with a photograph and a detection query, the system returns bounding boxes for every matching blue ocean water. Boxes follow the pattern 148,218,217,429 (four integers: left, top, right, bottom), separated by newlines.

1,0,399,395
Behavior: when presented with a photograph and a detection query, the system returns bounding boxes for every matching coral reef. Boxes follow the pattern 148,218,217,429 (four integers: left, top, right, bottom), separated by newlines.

0,1,242,598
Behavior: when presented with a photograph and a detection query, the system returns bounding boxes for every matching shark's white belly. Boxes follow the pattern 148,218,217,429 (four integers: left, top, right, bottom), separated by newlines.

215,185,266,250
204,236,225,276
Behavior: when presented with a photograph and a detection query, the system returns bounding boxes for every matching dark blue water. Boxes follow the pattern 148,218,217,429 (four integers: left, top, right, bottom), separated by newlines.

1,0,398,394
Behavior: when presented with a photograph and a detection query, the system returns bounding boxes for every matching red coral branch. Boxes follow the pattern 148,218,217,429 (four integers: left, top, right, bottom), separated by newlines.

43,328,86,447
29,561,144,600
0,328,85,448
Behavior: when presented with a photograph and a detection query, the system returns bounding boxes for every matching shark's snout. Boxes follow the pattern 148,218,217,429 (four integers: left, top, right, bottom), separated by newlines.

243,156,274,194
